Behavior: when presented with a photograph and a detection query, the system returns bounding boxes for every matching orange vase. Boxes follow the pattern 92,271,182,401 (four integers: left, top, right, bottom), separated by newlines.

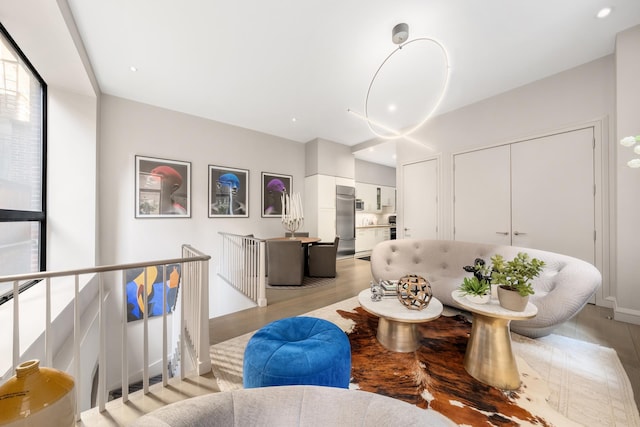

0,359,76,427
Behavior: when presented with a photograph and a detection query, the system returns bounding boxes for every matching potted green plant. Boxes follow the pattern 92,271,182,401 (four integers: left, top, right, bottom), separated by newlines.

458,276,491,304
490,252,545,311
463,257,497,298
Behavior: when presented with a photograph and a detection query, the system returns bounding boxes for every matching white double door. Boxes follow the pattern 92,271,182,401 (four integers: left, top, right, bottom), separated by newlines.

453,127,595,264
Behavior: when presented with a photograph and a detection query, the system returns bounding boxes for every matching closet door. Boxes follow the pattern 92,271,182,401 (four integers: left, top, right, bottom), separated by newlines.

510,128,595,263
453,145,511,245
402,159,438,239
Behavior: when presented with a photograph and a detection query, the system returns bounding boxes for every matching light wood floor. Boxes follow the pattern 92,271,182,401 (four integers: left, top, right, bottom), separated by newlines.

210,257,640,409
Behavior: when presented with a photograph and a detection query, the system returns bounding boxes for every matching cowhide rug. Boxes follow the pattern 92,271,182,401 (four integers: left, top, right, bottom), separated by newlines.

341,306,548,426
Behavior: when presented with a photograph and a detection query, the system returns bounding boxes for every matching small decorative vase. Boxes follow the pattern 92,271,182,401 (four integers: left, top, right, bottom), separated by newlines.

0,359,76,427
497,286,529,311
466,293,490,304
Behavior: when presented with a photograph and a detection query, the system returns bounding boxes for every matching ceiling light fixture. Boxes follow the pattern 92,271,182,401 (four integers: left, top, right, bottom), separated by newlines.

130,66,138,72
596,7,612,18
348,23,451,140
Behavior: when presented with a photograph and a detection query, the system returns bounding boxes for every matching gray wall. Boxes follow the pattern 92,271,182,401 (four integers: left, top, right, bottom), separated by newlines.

614,25,640,323
305,138,355,179
355,159,396,187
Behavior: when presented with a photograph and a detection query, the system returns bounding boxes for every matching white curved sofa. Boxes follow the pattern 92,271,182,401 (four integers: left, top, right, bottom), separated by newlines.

370,239,601,338
129,385,455,426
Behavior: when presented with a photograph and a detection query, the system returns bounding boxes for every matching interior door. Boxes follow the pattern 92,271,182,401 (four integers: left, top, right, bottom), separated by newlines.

453,145,511,245
402,159,438,239
510,128,595,263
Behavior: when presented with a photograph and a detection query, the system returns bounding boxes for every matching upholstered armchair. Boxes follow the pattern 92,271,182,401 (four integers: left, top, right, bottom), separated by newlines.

307,237,340,278
266,240,305,285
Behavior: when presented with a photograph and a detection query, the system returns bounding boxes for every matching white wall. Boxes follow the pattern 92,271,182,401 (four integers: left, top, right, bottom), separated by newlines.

47,88,98,270
614,25,640,323
98,95,306,311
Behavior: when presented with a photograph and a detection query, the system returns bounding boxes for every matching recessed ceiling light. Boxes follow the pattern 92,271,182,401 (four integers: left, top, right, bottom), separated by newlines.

387,104,397,113
596,7,612,18
368,147,374,152
130,66,138,72
291,117,297,123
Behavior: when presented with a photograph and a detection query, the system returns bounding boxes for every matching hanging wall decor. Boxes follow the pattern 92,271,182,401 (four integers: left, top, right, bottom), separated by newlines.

261,172,292,218
135,156,191,218
209,165,249,217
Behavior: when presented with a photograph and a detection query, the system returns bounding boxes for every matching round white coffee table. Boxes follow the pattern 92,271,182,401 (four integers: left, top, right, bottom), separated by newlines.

451,290,537,390
358,289,443,352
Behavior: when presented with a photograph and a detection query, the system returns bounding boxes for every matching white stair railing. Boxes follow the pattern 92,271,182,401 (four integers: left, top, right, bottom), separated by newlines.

218,232,267,307
0,244,211,420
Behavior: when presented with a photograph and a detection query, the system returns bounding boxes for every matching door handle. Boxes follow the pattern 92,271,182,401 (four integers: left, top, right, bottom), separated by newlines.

495,232,509,235
404,228,409,231
514,231,527,236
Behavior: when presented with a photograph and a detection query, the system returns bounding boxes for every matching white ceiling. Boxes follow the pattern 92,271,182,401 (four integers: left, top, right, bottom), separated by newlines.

5,1,640,167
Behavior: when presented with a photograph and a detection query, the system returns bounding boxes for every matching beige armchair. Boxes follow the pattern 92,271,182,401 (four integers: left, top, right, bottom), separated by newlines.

307,237,340,278
266,240,305,285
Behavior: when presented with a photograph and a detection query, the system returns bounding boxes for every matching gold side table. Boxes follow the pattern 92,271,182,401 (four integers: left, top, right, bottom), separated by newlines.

358,289,443,352
451,290,537,390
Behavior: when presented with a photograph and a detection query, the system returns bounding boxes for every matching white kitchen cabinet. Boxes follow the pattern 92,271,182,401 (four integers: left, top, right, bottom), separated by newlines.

355,227,391,253
318,175,336,209
355,228,368,253
356,183,382,213
380,186,396,211
318,208,336,243
356,183,372,212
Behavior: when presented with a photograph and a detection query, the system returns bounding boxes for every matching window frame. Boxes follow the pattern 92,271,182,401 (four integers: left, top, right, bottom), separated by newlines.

0,22,48,276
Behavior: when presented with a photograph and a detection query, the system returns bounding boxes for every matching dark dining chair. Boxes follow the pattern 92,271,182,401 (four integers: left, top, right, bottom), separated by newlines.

266,240,305,285
307,237,340,278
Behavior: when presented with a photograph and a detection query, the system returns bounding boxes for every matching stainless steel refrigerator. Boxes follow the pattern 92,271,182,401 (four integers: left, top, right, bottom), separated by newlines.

336,185,356,257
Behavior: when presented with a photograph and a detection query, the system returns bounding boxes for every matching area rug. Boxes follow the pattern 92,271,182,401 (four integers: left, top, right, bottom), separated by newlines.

266,275,335,289
210,297,640,427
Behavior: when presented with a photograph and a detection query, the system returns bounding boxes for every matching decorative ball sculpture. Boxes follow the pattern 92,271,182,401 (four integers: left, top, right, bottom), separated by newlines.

397,275,433,310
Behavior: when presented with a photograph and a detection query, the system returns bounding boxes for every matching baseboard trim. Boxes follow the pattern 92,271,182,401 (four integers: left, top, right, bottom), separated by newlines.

613,302,640,325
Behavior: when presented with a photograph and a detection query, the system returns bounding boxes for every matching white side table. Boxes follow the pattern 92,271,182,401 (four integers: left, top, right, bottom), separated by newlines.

451,290,537,390
358,289,443,352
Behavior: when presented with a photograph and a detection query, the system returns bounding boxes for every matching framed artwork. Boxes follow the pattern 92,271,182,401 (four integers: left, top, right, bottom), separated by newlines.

209,165,249,217
126,264,181,322
135,156,191,218
261,172,292,217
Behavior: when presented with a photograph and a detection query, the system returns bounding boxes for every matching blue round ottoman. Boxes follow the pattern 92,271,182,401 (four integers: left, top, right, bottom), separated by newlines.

242,316,351,389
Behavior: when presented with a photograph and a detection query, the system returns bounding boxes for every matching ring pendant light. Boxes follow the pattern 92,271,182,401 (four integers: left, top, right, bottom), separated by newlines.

363,24,451,140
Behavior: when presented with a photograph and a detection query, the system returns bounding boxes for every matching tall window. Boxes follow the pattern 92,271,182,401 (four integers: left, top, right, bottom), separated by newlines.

0,23,46,280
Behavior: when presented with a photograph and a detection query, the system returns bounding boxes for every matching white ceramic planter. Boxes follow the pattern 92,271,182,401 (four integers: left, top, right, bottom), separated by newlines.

465,293,491,304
